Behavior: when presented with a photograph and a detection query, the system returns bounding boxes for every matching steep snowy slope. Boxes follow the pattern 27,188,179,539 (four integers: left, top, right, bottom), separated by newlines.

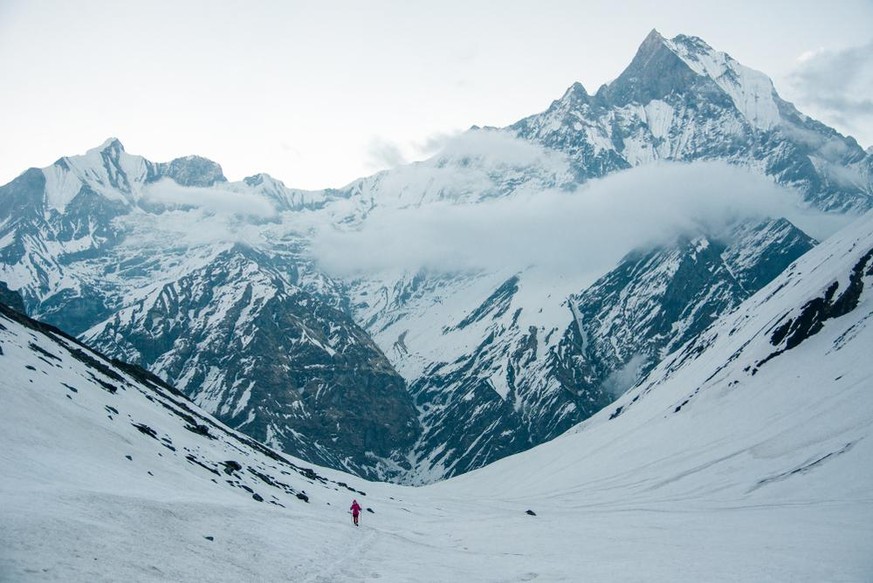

3,212,871,582
0,300,393,581
449,208,873,524
382,217,815,483
416,210,873,580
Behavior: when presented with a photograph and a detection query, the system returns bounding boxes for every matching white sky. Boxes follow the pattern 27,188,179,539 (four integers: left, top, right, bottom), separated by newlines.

1,0,871,190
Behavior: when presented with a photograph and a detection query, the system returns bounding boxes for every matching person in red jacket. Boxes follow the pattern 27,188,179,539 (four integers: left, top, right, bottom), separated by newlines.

350,499,362,526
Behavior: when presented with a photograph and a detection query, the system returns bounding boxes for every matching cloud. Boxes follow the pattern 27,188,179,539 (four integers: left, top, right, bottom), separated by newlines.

435,128,557,168
311,161,833,280
789,41,873,143
415,131,462,157
141,178,277,219
365,138,408,170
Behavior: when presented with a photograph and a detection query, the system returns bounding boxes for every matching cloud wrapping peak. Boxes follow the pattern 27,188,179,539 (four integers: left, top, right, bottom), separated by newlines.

311,161,827,280
142,178,277,219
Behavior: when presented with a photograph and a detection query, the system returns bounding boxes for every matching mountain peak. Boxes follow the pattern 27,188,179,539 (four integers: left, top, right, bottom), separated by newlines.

554,81,590,107
641,28,666,48
596,29,713,108
160,155,226,187
244,172,285,188
594,31,780,130
99,137,125,151
661,34,781,130
85,137,125,157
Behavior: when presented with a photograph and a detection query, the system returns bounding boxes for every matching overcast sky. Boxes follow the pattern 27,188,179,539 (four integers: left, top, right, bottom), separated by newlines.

1,0,871,190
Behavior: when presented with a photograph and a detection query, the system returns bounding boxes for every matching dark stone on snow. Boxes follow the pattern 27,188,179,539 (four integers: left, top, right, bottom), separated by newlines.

185,422,212,438
221,460,242,475
296,492,309,502
252,493,264,502
204,536,214,541
131,423,157,439
526,509,537,516
759,247,873,369
366,507,374,514
28,342,61,362
185,454,220,476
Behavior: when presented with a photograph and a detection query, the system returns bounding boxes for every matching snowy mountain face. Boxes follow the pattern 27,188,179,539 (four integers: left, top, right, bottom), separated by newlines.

0,141,422,480
81,244,420,480
512,30,872,212
2,211,871,582
392,218,815,482
428,210,873,582
1,31,871,483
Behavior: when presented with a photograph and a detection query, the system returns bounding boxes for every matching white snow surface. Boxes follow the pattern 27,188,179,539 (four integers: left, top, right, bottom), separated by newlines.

3,212,873,582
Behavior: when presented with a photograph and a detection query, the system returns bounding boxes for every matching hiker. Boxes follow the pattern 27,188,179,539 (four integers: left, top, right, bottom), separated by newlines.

350,499,362,526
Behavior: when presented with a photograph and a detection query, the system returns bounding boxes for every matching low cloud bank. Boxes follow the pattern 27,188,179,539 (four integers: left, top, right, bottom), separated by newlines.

142,179,277,219
312,161,838,279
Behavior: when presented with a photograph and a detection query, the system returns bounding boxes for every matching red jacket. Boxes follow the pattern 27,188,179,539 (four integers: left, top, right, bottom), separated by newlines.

350,501,362,516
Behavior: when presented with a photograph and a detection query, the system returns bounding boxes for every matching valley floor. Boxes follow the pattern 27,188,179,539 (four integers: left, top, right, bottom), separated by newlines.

2,481,871,582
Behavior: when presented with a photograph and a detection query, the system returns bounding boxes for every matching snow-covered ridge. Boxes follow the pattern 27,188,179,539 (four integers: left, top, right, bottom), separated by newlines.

31,138,331,216
662,32,781,131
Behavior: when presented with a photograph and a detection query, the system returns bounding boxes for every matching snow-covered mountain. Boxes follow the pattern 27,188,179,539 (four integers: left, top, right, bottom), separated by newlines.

80,243,420,479
329,30,871,480
389,217,815,482
2,30,871,482
0,140,422,480
3,210,871,581
512,30,873,212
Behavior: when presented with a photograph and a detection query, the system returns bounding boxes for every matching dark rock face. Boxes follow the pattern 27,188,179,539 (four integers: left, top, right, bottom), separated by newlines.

0,281,26,313
600,30,732,109
85,244,421,479
154,156,227,187
721,218,818,292
562,219,816,391
404,219,816,482
759,246,873,368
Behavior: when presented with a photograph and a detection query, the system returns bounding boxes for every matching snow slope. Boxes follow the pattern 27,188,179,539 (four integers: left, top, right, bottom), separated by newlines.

3,211,872,581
